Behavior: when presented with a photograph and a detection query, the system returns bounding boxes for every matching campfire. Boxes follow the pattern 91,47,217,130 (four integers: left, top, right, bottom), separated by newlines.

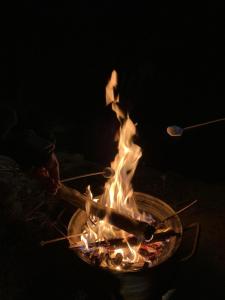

66,71,183,272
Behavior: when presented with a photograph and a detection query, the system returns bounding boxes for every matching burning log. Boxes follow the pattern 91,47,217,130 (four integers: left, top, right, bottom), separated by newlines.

57,184,155,240
52,71,187,272
70,227,180,250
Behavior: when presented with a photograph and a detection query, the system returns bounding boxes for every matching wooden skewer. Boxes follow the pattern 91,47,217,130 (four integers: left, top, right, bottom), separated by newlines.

161,199,198,223
167,117,225,137
40,233,82,246
61,167,114,183
61,172,104,183
57,184,155,240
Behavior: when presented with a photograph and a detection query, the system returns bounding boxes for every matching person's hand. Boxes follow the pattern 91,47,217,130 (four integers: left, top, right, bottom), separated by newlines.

33,152,61,195
45,152,61,194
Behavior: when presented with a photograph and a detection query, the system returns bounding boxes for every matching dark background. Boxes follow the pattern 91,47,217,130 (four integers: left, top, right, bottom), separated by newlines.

1,1,225,181
1,2,225,299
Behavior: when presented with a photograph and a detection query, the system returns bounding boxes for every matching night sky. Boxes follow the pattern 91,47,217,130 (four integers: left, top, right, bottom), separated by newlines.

1,1,225,182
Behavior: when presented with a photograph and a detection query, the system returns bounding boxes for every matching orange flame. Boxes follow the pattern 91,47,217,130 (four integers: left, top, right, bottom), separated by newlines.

103,70,142,218
80,70,146,267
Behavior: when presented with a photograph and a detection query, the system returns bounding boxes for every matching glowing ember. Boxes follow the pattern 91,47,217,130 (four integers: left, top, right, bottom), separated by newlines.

77,70,166,271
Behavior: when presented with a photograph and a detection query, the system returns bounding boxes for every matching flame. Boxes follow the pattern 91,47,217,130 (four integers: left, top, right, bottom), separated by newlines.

80,70,153,269
103,70,142,216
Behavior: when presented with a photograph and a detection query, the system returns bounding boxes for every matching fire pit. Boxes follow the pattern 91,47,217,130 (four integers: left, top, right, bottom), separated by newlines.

68,192,182,272
46,70,199,299
58,70,198,277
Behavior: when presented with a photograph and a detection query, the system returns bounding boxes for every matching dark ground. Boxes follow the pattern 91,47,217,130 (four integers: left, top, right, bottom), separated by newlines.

0,1,225,299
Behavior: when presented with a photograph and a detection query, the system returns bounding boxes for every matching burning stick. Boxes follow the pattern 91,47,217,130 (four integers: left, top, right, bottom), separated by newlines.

57,184,155,240
41,198,195,247
57,184,197,241
69,227,180,250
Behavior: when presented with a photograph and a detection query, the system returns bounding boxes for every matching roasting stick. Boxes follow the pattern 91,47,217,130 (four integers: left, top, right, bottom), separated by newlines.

167,117,225,137
160,199,198,224
40,233,83,246
61,167,114,183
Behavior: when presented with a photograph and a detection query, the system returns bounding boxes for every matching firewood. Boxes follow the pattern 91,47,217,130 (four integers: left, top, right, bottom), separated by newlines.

57,184,155,240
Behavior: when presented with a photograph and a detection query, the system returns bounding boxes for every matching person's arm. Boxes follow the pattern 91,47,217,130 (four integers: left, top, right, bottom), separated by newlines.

0,105,60,194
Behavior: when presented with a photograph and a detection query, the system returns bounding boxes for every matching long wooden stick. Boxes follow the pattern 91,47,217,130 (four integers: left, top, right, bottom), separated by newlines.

57,184,155,240
162,199,198,223
61,172,104,183
40,233,82,246
184,117,225,130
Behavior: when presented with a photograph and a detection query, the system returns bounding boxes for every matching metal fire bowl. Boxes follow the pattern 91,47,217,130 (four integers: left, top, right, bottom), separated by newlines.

67,192,183,272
